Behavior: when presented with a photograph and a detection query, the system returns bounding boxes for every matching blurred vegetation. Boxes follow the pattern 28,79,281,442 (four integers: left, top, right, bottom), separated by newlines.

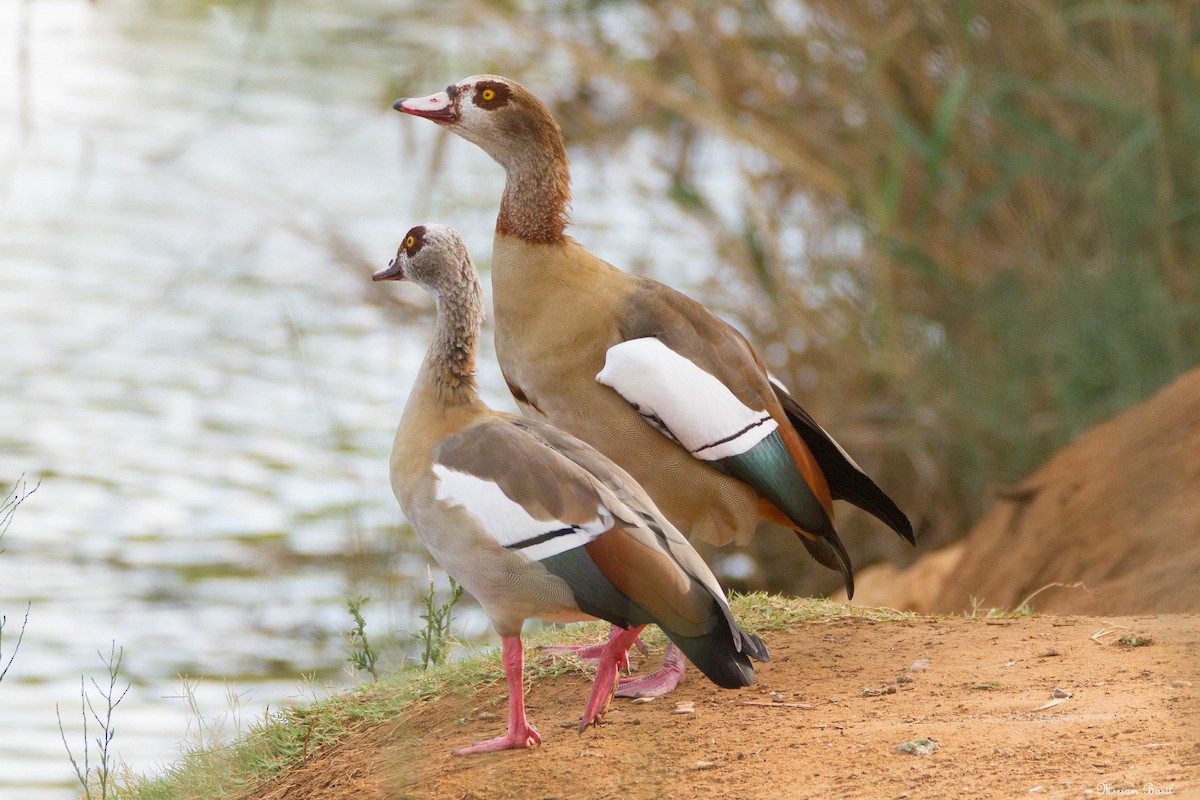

0,478,34,687
462,0,1200,594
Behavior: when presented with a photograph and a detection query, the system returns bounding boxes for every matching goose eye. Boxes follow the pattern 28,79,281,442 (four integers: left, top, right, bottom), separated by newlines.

405,235,415,249
481,88,495,101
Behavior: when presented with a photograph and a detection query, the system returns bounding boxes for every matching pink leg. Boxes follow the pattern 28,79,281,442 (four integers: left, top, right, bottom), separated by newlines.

615,641,686,698
540,623,645,664
452,635,541,755
578,625,645,733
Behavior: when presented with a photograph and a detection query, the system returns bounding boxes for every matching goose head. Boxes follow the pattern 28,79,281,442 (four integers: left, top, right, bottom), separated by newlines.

393,75,565,172
373,223,476,300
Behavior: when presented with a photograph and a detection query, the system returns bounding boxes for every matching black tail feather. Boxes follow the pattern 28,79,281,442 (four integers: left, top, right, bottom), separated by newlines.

738,627,770,663
661,569,770,689
548,541,770,690
666,626,762,689
771,383,916,546
798,531,856,599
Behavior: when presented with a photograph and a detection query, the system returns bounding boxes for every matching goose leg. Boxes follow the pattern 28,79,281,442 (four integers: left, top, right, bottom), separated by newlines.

540,623,647,665
578,625,645,732
453,635,541,754
615,641,686,698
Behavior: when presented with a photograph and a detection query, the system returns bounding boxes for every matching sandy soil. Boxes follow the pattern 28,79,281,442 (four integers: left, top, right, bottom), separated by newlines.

847,368,1200,620
244,372,1200,799
250,612,1198,800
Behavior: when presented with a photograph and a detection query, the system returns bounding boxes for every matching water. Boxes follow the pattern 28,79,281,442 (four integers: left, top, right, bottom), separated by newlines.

0,1,501,794
0,1,723,794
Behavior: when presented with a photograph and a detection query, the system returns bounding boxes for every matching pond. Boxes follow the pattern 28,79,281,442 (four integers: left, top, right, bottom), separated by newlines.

0,1,718,794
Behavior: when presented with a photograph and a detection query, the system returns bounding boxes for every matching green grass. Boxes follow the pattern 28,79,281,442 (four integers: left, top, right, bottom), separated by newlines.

118,594,914,798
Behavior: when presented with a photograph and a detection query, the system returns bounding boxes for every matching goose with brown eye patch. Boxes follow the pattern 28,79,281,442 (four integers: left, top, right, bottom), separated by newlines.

374,222,766,754
393,75,915,701
372,225,429,283
473,83,509,109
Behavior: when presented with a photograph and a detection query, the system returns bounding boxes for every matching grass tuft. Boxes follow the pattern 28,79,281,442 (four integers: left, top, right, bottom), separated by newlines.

0,477,36,688
415,573,464,671
58,642,130,800
964,596,1035,620
345,597,381,682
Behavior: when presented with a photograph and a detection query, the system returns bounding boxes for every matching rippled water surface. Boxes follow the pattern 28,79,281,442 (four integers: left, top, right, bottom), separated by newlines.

0,1,503,794
0,1,719,794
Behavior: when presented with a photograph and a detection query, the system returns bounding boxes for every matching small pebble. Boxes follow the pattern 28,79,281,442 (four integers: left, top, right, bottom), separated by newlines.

477,711,499,721
674,701,695,714
1171,680,1192,688
1115,634,1153,648
693,760,718,770
1052,688,1072,698
908,658,930,672
631,696,655,704
895,738,939,756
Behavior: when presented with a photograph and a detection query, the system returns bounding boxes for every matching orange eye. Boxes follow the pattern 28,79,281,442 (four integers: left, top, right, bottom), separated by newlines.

405,235,415,249
481,88,495,101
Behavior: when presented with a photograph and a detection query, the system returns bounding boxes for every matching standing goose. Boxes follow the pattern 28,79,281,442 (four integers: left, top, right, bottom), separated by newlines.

374,223,768,753
394,76,914,696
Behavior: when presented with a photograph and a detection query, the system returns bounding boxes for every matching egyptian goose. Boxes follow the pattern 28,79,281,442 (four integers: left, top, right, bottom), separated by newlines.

394,76,914,696
374,223,768,753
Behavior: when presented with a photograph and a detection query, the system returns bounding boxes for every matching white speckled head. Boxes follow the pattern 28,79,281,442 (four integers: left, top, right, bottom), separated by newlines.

375,224,485,386
373,223,476,297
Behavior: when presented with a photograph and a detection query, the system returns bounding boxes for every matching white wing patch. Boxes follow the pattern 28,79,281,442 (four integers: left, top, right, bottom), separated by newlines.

432,463,612,562
597,338,779,461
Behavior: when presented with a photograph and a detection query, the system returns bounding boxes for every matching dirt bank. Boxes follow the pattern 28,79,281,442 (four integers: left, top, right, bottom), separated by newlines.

249,612,1198,800
847,367,1200,618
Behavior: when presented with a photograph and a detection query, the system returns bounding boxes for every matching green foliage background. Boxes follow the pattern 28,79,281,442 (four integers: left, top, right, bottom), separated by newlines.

452,0,1200,594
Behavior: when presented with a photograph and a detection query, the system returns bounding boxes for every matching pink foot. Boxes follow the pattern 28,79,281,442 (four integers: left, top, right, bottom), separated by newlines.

452,723,541,755
453,634,542,755
538,640,608,665
579,625,645,732
616,641,686,698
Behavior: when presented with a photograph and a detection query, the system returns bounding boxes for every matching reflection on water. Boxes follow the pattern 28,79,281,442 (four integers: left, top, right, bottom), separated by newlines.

0,1,718,794
0,1,505,794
